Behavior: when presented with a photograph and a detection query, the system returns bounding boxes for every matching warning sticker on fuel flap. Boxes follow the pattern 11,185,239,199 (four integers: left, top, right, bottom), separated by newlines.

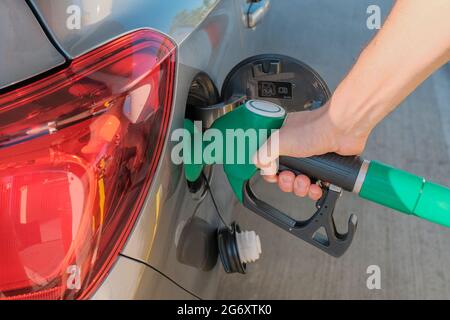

258,81,293,99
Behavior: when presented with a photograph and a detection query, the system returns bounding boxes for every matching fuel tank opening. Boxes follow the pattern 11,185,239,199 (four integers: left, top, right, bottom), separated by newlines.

184,72,219,195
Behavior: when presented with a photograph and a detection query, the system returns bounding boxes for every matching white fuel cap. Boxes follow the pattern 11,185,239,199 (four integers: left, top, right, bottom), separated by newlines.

235,230,262,264
245,100,286,118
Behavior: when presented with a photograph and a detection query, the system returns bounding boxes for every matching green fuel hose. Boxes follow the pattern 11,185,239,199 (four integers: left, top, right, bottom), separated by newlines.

360,161,450,227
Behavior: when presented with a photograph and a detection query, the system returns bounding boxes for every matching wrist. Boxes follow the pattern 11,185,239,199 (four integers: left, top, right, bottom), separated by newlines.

320,88,377,155
326,84,379,140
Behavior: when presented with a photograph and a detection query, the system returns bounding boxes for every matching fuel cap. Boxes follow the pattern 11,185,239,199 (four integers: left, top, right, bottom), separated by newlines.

245,100,286,118
218,222,262,274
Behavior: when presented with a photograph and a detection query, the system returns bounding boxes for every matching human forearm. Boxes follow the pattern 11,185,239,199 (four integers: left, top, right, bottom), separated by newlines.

329,0,450,138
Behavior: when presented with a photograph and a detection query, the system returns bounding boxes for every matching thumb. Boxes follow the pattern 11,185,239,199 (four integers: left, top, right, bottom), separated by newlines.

253,130,283,176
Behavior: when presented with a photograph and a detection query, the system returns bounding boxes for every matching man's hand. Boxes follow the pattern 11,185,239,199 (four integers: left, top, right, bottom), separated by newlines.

253,101,369,200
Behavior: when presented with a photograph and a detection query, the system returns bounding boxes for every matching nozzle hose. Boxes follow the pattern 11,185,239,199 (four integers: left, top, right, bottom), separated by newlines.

359,161,450,228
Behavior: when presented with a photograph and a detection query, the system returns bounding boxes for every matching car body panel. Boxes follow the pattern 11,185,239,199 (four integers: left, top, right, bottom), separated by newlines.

115,0,256,299
31,0,221,57
0,0,65,89
91,256,195,300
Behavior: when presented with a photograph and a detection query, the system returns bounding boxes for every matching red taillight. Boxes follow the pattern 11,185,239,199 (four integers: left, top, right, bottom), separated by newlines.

0,29,175,299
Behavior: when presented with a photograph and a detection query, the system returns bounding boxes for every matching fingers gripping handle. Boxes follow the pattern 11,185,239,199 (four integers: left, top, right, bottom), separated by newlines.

239,153,363,257
278,154,450,228
279,153,365,192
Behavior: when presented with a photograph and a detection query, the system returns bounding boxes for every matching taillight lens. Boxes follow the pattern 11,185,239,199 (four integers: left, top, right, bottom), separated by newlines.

0,29,175,299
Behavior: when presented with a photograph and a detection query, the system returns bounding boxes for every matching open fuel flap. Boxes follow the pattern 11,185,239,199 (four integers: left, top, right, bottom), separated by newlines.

221,54,331,112
188,54,331,128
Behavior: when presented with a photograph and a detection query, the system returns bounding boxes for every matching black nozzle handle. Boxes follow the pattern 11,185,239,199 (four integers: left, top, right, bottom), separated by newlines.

279,153,364,192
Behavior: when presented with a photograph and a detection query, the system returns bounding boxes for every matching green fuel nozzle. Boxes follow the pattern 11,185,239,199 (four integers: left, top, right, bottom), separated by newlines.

184,100,450,257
